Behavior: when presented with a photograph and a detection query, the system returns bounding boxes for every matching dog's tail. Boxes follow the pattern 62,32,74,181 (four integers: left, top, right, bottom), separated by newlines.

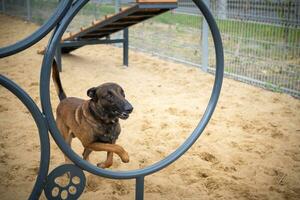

52,59,67,101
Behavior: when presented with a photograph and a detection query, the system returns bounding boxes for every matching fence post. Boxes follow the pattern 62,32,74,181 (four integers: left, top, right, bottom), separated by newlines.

115,0,121,39
201,0,210,72
217,0,227,19
2,0,5,13
26,0,32,21
115,0,120,13
93,1,98,19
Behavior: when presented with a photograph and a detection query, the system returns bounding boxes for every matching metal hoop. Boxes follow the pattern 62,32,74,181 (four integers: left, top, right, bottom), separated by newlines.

0,75,50,200
40,0,224,179
0,0,73,58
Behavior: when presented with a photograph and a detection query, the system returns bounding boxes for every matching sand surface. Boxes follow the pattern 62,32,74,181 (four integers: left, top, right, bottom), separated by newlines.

0,14,300,200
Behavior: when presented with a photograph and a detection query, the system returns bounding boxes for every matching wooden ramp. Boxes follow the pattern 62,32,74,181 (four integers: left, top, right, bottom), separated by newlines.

38,0,177,54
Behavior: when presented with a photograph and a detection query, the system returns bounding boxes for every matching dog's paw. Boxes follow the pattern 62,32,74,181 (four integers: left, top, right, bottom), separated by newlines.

121,152,130,163
97,162,112,169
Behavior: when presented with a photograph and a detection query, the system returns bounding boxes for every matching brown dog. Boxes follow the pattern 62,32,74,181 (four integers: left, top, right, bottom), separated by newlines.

52,60,133,168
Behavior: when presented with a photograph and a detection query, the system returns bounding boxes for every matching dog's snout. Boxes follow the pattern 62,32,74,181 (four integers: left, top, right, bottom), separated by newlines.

124,104,133,113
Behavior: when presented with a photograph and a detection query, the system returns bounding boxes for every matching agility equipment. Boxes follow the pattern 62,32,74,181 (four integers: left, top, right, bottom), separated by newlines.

0,0,224,199
37,0,177,70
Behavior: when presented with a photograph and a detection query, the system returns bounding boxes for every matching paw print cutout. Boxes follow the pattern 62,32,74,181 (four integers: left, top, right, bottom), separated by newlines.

44,164,86,200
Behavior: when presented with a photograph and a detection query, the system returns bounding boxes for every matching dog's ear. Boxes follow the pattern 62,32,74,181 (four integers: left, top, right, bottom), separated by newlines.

87,87,97,101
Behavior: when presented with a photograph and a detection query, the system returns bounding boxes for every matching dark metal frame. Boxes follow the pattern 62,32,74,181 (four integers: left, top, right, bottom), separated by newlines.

0,0,224,199
55,28,129,72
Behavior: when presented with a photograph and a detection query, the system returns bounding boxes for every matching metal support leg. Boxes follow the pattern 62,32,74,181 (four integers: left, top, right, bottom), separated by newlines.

55,46,62,72
2,0,5,13
26,0,32,21
135,176,144,200
123,28,129,66
115,0,120,13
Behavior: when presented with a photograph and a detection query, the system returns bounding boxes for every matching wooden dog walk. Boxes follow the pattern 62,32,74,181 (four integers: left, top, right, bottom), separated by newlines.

38,0,177,68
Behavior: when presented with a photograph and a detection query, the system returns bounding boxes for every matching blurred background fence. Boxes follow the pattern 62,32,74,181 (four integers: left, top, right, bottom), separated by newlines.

1,0,299,97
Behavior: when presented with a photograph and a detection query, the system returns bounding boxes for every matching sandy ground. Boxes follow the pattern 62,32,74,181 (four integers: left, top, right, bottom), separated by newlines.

0,14,300,200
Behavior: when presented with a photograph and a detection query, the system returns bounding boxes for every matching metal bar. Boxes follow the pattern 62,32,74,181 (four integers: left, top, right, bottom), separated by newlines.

26,0,31,21
201,0,210,72
60,39,124,47
135,176,145,200
123,28,129,66
55,46,62,72
115,0,120,14
1,0,5,13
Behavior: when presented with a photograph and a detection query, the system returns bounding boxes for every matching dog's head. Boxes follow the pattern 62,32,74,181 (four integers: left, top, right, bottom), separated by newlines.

87,83,133,120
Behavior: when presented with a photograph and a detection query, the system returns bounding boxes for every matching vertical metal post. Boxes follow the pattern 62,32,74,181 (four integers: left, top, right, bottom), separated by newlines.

217,0,227,19
26,0,31,21
201,0,210,72
115,0,121,39
135,176,145,200
123,28,129,66
2,0,5,13
115,0,120,13
93,1,97,19
55,45,62,72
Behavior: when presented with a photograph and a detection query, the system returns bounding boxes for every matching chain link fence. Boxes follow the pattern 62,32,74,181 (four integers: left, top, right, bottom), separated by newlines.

1,0,299,97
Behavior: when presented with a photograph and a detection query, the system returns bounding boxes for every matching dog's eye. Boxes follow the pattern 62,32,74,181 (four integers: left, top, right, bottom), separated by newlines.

121,90,125,97
106,94,113,99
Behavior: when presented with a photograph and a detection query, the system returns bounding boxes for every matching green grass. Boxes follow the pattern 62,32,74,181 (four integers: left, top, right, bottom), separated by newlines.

153,12,203,28
82,4,115,16
151,12,300,45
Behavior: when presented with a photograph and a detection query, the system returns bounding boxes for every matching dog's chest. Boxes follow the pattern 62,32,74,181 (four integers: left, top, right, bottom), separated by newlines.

93,122,121,143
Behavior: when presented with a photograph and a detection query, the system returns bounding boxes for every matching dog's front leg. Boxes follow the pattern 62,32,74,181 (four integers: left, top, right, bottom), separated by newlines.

87,143,129,163
82,148,114,168
97,140,116,168
82,148,92,161
97,152,114,168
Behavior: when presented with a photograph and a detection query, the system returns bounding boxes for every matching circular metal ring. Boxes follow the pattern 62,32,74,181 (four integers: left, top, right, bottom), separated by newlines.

0,0,73,58
0,75,50,200
40,0,224,179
